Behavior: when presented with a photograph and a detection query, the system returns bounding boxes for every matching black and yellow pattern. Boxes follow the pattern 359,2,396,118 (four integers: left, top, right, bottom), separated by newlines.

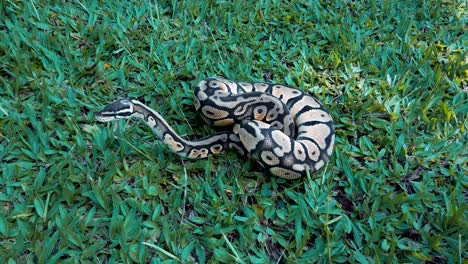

95,77,335,179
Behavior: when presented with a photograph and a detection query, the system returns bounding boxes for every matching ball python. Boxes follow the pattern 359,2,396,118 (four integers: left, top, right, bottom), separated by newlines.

95,77,335,179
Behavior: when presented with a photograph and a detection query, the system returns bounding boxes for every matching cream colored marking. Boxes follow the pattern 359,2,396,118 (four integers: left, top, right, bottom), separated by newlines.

147,116,157,127
197,90,208,100
187,149,200,158
266,108,280,122
269,121,284,130
289,96,320,116
239,82,254,92
213,118,234,126
292,164,305,172
272,85,301,102
253,83,270,92
164,134,184,152
202,105,229,119
210,144,223,154
270,167,302,179
198,80,208,90
193,96,201,111
216,78,238,92
314,160,325,171
200,149,209,157
195,148,208,158
327,134,335,156
271,130,291,157
298,124,331,149
260,150,280,165
299,140,320,161
297,109,332,124
209,80,229,93
292,142,307,161
188,148,209,158
253,105,267,120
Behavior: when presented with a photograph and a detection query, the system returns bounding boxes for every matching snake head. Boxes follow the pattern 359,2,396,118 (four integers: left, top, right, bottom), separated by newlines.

95,99,135,122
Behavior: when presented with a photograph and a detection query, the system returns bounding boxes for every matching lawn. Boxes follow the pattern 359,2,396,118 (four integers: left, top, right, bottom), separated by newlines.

1,0,467,263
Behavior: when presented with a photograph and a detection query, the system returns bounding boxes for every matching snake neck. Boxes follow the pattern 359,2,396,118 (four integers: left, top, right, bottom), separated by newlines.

129,100,235,159
128,100,187,152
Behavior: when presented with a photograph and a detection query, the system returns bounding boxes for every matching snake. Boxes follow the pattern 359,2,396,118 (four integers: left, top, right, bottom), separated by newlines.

95,77,335,179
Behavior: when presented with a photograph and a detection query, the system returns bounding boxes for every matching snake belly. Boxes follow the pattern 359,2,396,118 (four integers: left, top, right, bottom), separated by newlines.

95,77,335,179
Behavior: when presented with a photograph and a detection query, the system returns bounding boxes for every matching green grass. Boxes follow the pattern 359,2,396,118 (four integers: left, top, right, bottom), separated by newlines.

0,0,467,263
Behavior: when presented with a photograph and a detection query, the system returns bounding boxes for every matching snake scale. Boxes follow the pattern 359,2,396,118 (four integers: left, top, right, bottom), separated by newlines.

95,77,335,179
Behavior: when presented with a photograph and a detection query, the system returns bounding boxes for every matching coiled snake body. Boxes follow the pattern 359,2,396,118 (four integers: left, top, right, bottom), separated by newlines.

95,77,335,179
